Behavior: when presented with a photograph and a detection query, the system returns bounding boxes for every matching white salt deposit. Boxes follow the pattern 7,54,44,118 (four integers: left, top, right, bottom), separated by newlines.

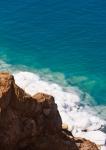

101,146,106,150
75,130,106,146
14,71,106,149
87,122,102,131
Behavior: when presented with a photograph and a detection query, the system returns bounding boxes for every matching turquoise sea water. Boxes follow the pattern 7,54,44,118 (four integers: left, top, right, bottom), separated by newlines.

0,0,106,109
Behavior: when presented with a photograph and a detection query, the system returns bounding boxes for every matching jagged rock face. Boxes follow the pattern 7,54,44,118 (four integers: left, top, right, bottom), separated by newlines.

0,73,98,150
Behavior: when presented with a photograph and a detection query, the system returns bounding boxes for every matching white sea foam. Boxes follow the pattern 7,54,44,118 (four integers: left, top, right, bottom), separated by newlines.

13,71,106,148
13,72,106,130
0,60,11,71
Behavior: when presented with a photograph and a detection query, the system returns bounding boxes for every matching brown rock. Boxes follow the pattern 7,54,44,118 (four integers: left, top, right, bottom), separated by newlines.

0,72,99,150
62,123,68,130
0,73,14,110
75,138,98,150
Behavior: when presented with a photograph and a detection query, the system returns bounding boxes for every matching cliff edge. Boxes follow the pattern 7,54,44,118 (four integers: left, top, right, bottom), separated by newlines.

0,72,98,150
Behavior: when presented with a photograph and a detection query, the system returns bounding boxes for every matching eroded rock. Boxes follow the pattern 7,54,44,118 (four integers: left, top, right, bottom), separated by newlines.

0,73,99,150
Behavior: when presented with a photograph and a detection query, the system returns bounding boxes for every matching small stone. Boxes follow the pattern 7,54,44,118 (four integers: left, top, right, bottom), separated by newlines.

62,123,68,130
76,143,81,147
68,125,74,131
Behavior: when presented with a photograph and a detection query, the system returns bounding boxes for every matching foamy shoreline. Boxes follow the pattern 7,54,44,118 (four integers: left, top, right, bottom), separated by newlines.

13,71,106,150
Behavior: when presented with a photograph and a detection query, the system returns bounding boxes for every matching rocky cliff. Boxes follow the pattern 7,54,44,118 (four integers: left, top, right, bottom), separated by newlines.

0,72,98,150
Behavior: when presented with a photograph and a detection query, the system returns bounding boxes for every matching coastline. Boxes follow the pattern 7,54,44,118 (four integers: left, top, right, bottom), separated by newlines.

0,72,101,150
13,71,106,150
0,60,106,149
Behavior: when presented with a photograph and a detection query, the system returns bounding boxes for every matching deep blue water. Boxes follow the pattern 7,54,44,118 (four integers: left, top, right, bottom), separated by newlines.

0,0,106,106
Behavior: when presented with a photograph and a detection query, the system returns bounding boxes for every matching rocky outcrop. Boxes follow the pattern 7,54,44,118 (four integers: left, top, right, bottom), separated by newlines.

0,73,98,150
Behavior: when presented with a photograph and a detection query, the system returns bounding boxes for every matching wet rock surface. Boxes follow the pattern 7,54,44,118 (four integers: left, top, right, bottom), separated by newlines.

0,73,99,150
